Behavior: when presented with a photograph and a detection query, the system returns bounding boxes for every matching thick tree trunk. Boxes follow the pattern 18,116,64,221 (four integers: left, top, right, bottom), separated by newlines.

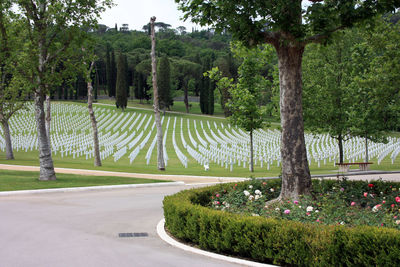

87,62,102,167
276,44,311,200
250,130,254,172
45,94,51,149
184,87,189,113
150,16,165,171
1,119,14,160
35,91,56,180
338,134,344,164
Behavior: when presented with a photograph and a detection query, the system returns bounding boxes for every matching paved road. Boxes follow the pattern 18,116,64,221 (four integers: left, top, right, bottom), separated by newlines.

0,164,247,185
0,185,242,267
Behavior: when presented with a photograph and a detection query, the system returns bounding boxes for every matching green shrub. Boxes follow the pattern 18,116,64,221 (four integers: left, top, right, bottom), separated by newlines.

163,181,400,266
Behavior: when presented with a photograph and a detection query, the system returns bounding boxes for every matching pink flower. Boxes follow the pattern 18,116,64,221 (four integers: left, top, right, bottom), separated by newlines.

306,212,311,216
351,202,356,206
294,200,299,205
396,197,400,203
216,194,220,198
363,192,368,197
284,209,291,214
382,200,386,204
340,188,345,192
392,204,395,208
381,223,384,226
316,219,320,223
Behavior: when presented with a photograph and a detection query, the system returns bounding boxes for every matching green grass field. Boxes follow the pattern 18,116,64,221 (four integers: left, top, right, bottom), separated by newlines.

0,169,169,191
1,101,399,179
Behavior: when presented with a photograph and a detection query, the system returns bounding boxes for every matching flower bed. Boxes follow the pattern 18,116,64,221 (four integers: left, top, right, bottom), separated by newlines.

163,178,400,266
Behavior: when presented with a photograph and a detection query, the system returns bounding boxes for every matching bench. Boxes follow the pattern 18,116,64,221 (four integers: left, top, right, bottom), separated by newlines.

335,162,373,172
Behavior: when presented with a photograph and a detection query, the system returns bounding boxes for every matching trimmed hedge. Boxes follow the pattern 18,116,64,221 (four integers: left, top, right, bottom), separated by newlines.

163,180,400,266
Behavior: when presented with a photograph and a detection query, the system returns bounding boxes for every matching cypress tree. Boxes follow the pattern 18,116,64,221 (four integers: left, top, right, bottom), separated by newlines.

208,53,215,115
94,66,99,100
116,52,128,110
105,43,112,97
124,55,130,98
200,56,211,114
158,56,171,110
110,49,116,97
208,80,215,115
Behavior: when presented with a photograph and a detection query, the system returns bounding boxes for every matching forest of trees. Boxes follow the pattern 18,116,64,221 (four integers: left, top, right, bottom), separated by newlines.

57,23,276,116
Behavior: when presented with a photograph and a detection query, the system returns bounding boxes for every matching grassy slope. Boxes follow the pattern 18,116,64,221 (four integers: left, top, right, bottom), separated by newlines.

0,169,169,191
0,100,399,178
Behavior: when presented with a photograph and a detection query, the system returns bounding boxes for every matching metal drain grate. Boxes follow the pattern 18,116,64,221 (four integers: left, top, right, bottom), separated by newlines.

118,232,149,238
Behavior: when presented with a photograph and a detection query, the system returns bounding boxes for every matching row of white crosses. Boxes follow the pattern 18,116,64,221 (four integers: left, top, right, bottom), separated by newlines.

1,102,400,170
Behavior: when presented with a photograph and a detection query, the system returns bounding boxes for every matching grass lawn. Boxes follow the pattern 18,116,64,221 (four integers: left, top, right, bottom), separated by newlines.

1,101,399,178
0,169,170,192
94,98,227,117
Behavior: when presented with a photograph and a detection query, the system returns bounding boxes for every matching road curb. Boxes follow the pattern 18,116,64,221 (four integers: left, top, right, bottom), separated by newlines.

156,218,276,267
0,181,185,196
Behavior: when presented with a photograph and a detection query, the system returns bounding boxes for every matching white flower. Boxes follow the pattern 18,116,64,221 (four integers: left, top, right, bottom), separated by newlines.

340,221,345,225
249,195,255,201
249,185,253,189
270,188,275,192
255,195,260,200
243,190,250,196
315,210,319,213
252,213,260,217
298,206,302,209
255,189,262,195
275,207,280,211
306,206,313,212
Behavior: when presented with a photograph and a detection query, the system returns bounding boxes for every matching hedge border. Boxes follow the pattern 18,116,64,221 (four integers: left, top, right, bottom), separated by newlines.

163,180,400,266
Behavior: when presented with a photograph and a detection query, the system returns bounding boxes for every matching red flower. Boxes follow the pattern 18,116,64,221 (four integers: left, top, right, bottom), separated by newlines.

392,204,395,208
368,183,374,188
396,197,400,203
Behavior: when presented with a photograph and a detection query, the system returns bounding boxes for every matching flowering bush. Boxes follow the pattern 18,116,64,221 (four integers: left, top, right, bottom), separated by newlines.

210,177,400,229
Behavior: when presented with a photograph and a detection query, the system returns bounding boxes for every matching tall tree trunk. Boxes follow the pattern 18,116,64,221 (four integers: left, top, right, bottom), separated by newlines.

1,119,14,160
35,90,56,180
45,94,51,149
87,61,102,167
250,129,254,172
338,134,344,164
184,87,189,113
150,16,165,171
276,44,311,200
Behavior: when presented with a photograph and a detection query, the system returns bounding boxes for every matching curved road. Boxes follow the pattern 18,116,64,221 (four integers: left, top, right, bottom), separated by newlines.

0,185,244,267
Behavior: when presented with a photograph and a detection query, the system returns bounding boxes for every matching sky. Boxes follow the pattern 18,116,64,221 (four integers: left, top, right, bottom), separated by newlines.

99,0,203,32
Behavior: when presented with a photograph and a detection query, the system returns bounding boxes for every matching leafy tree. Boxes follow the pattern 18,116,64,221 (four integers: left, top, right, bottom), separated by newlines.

171,59,202,113
0,2,28,160
303,33,356,164
348,18,400,161
116,52,128,110
304,16,400,164
207,43,272,172
16,0,112,181
158,56,172,111
176,0,400,200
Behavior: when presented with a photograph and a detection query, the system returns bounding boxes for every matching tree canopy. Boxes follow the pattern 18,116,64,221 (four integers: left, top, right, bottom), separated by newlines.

176,0,400,200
